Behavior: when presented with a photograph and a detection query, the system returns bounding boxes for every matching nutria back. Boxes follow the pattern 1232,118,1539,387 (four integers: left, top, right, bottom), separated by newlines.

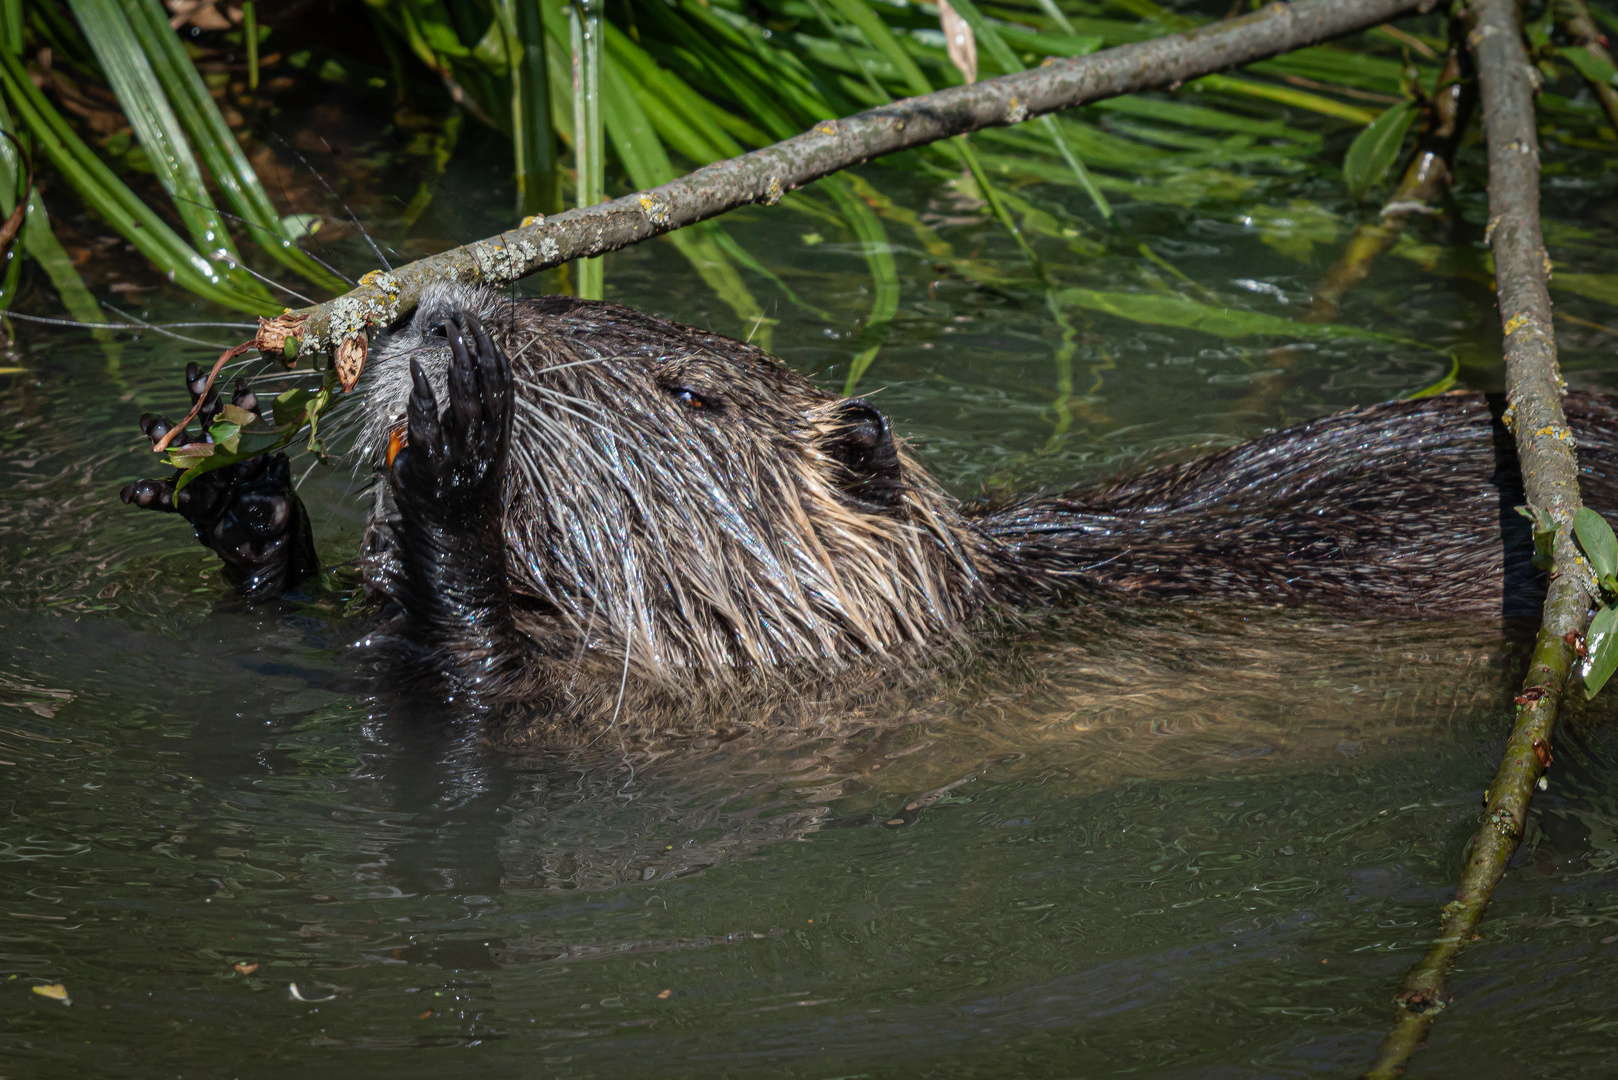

981,391,1618,619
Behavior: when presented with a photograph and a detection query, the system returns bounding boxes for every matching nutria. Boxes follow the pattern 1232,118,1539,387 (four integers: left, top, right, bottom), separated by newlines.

120,283,1618,724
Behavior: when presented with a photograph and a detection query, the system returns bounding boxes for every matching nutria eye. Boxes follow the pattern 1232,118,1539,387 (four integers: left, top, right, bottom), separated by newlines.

668,386,722,412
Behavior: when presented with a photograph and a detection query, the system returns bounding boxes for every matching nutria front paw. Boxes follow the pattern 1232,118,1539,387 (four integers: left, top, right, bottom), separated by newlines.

390,312,512,517
120,377,315,600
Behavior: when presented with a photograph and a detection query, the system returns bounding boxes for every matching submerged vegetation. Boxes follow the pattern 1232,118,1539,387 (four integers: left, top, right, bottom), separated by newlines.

1,0,1614,393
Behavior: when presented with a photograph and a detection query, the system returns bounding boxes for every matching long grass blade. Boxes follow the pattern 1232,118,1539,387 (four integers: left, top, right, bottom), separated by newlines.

927,0,1113,220
0,47,272,312
118,0,345,292
828,176,898,394
600,54,766,332
66,0,270,301
570,0,604,299
504,0,557,217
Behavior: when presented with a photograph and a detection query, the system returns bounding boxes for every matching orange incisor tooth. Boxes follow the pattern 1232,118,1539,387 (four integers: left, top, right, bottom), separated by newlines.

386,423,408,467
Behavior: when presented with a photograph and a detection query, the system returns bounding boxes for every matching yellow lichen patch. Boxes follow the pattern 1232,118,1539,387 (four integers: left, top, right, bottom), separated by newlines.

359,269,387,287
1504,313,1529,335
520,214,545,228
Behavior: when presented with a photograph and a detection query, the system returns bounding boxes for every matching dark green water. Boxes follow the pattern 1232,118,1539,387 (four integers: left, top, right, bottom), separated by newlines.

4,76,1618,1079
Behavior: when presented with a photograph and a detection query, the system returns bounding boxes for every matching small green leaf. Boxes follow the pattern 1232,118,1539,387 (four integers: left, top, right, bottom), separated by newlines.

217,402,257,427
280,213,323,240
1585,605,1618,698
273,388,314,428
1575,506,1618,583
208,420,242,453
1342,100,1418,200
1558,46,1618,88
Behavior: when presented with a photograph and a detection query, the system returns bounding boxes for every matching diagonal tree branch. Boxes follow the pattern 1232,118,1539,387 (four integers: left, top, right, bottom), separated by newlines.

1365,0,1594,1074
274,0,1432,358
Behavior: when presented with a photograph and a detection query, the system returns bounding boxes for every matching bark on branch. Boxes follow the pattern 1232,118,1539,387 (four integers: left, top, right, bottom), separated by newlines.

1365,0,1593,1074
280,0,1429,356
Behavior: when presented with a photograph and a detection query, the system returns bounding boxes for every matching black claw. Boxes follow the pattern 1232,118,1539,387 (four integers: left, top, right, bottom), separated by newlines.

185,362,206,401
120,479,176,512
447,319,480,455
232,378,260,417
389,307,512,519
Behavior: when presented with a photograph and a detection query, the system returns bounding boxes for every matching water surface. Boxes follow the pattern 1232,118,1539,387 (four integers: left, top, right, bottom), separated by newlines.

3,61,1618,1079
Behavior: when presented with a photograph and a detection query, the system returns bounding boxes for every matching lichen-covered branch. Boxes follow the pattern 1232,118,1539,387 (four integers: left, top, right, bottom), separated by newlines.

1303,28,1474,324
1365,1,1594,1075
282,0,1429,356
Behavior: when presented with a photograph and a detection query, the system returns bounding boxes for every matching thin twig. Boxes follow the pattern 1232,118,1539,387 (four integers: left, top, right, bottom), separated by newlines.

1364,0,1594,1074
149,341,255,453
278,0,1431,354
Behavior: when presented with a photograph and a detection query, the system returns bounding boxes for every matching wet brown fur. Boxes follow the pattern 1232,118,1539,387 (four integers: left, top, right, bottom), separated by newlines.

346,285,1618,732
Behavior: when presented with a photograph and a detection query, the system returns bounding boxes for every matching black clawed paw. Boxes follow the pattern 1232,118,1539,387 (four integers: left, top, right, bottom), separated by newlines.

389,311,512,516
123,362,315,599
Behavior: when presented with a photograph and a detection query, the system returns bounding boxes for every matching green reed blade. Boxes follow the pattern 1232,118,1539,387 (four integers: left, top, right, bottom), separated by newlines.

21,188,108,330
1194,74,1378,125
0,0,19,54
600,53,766,330
708,227,833,321
1343,99,1418,199
118,0,345,293
242,0,259,92
930,0,1112,220
822,0,931,96
826,176,898,395
1091,95,1319,144
991,25,1104,60
663,0,832,132
1553,273,1618,308
0,49,271,312
571,0,604,299
1252,47,1415,96
504,0,558,217
0,92,99,323
603,23,747,160
66,0,270,300
1056,286,1415,346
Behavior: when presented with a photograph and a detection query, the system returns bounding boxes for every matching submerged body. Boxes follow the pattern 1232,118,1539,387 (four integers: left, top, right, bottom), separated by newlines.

122,285,1618,726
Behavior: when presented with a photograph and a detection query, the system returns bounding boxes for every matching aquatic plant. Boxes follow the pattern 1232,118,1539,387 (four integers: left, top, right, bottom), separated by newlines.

15,0,1611,377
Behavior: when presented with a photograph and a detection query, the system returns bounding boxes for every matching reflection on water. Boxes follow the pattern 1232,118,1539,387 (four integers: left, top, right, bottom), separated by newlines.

4,96,1618,1080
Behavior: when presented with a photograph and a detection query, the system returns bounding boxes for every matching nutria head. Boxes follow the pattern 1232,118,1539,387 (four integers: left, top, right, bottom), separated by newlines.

358,284,988,687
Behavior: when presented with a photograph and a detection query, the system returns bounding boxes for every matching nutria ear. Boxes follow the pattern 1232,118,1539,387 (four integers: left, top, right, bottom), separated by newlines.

825,398,904,506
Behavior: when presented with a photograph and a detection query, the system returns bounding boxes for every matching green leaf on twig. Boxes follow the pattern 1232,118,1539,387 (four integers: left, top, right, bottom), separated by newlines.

1557,46,1618,88
1584,604,1618,698
1575,506,1618,584
1343,100,1418,200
